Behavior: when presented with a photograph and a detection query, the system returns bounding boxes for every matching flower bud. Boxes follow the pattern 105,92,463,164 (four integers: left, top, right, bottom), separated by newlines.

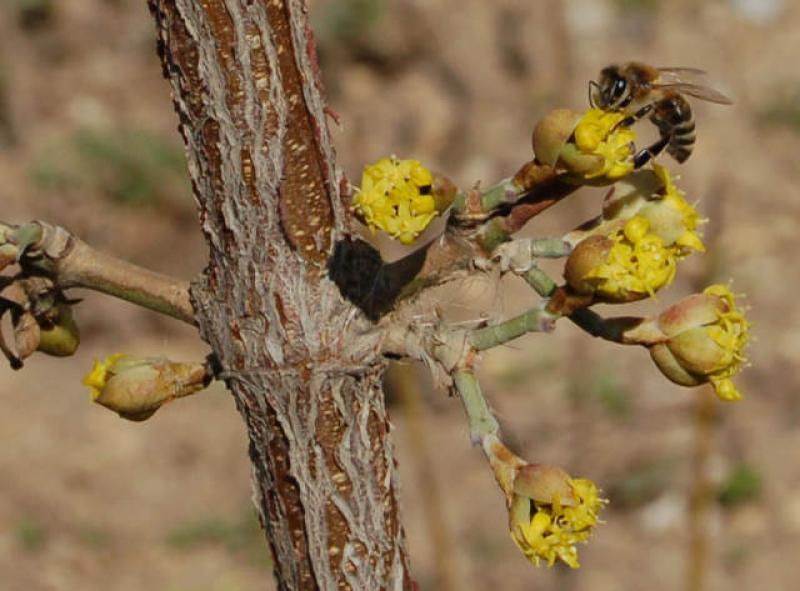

82,353,208,421
533,108,636,185
649,284,749,401
532,109,583,167
513,463,576,507
483,435,605,569
37,302,80,357
564,217,677,303
564,235,616,295
13,310,40,361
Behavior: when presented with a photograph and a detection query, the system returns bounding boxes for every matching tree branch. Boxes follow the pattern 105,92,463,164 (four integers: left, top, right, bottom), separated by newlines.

1,221,194,324
148,1,412,588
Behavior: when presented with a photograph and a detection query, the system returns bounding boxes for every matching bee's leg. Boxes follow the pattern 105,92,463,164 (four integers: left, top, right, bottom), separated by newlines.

633,134,670,168
588,81,600,107
612,104,654,130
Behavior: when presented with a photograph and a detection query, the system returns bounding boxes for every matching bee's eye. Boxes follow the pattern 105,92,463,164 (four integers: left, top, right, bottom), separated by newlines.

613,78,627,98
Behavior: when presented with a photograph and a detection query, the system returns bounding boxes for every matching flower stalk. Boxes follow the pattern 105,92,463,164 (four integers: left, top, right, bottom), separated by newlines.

443,338,605,570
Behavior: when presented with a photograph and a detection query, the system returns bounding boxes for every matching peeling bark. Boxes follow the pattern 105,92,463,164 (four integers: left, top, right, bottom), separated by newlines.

147,1,412,589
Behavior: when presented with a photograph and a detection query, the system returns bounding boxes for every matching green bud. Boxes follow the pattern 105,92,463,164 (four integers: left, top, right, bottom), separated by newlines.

37,302,80,357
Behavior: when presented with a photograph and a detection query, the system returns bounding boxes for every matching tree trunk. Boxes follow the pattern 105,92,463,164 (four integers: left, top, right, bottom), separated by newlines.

147,2,412,589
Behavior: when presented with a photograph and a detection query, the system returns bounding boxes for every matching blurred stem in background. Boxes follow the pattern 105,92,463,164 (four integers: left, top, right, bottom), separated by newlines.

385,363,457,591
686,389,716,591
685,174,727,591
0,60,16,147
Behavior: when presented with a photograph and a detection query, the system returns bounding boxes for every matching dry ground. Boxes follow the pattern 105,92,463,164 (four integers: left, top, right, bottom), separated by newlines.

1,1,799,590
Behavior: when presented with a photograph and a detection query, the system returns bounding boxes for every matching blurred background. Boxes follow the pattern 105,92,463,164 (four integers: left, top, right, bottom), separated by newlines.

1,0,798,590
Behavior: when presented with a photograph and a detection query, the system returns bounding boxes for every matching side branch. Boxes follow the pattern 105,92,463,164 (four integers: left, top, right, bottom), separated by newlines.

1,221,194,324
351,163,579,318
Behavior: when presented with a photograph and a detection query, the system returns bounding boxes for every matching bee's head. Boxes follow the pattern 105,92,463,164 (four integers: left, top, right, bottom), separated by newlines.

591,65,630,110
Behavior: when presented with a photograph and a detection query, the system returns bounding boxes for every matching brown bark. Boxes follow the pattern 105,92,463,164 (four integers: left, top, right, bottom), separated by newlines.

146,1,411,589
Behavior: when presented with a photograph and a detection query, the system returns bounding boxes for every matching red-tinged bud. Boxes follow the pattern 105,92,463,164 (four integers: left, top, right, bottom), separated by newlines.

514,463,576,507
656,292,724,337
649,285,750,401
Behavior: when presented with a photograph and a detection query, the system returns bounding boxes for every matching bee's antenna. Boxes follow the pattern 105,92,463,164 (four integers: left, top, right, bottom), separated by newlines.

588,80,599,107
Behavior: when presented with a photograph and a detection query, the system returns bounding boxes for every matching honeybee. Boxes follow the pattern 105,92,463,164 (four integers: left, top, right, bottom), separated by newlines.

589,62,732,168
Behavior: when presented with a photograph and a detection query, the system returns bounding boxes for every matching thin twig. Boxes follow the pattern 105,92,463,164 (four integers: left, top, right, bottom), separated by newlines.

685,173,728,591
2,221,194,324
468,306,557,351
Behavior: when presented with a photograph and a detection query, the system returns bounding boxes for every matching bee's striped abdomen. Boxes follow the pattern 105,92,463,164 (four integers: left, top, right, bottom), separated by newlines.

651,93,696,163
669,119,696,162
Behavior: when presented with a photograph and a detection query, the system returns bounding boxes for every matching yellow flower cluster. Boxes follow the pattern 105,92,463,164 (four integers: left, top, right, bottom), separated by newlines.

701,285,750,401
649,164,705,254
352,157,437,245
573,109,636,181
586,216,677,300
512,479,604,569
82,352,126,399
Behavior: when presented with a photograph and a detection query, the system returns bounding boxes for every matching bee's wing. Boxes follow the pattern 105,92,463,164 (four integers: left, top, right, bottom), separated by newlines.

657,66,708,77
654,82,733,105
654,67,733,104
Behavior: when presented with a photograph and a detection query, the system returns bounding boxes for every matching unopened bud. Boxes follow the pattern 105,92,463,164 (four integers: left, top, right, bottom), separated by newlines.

514,463,576,507
13,310,40,361
533,108,636,185
649,284,750,401
83,354,208,421
564,235,615,297
37,302,80,357
532,109,584,168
